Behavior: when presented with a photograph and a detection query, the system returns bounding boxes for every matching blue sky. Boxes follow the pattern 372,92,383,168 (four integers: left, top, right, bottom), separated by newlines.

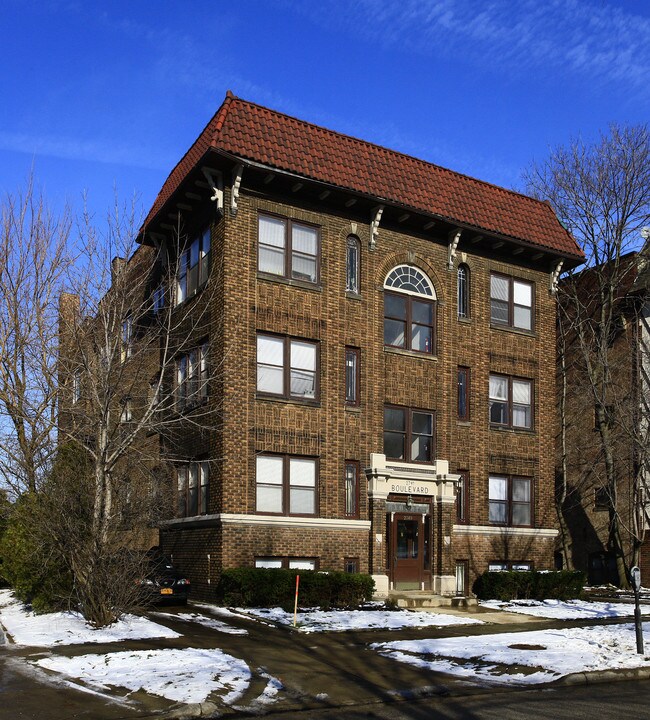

2,0,649,223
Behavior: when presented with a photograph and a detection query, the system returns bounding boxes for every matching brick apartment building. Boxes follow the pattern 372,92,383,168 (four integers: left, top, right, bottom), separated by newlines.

559,249,650,585
62,92,585,600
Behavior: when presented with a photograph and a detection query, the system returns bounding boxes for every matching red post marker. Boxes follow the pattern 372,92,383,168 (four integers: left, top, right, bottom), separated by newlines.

293,574,300,627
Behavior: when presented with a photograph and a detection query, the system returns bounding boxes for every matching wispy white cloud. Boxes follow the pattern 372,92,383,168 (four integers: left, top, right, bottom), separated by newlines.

290,0,650,94
0,130,171,171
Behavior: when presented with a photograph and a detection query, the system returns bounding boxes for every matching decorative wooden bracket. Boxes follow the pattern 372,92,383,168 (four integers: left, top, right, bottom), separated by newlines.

201,168,224,211
447,229,462,270
550,260,564,294
370,206,384,251
230,164,244,216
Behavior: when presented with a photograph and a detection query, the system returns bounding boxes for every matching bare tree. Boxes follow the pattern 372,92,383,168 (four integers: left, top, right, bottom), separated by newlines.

525,124,650,585
0,179,72,497
56,201,223,625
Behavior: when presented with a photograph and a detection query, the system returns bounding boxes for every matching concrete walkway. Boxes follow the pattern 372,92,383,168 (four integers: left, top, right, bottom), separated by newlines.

0,602,646,720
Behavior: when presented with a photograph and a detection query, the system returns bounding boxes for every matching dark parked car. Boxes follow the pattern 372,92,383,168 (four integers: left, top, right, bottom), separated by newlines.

136,549,191,605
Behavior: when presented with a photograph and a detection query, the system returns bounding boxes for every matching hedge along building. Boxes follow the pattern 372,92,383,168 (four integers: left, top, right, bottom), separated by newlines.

84,92,585,599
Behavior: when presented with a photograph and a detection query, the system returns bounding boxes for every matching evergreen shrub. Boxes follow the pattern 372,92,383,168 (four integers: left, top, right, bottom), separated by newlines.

215,568,375,610
473,569,585,601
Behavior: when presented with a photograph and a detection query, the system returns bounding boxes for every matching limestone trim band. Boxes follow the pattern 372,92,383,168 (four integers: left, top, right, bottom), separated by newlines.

452,524,558,538
160,514,371,531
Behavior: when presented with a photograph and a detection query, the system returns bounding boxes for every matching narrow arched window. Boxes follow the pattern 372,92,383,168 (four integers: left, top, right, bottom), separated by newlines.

346,235,360,294
383,265,436,354
457,263,470,319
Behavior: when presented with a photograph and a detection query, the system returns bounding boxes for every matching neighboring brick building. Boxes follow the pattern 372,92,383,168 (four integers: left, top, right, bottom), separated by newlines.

558,249,650,585
65,92,585,599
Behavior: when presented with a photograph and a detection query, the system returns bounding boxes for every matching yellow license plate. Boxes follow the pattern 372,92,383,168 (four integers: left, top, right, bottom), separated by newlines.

160,588,173,595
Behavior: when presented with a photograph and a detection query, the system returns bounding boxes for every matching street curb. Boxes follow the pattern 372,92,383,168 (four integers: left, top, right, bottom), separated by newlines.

556,666,650,686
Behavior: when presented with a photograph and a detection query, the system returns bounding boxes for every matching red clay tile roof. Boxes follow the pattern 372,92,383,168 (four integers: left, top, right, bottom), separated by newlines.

144,91,584,260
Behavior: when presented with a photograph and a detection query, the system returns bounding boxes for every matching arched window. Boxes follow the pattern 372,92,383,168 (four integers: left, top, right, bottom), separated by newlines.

457,263,470,319
346,235,360,294
383,265,436,354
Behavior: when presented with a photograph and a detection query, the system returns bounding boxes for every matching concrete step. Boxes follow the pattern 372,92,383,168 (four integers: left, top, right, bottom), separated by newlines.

387,592,478,610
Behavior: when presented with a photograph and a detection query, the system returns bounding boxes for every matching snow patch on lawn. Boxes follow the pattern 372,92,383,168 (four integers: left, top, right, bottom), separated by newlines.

37,647,250,704
238,606,483,632
0,590,179,647
373,624,650,685
479,598,650,619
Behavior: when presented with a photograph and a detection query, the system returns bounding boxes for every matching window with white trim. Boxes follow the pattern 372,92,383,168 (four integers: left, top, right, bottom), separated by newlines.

489,374,533,429
256,454,317,516
257,334,318,401
72,371,81,404
490,273,533,330
258,214,319,283
383,265,436,354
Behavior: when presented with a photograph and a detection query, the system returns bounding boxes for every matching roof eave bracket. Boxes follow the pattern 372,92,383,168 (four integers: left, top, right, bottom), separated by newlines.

230,164,244,216
201,169,224,212
550,259,564,294
370,205,384,251
447,229,462,270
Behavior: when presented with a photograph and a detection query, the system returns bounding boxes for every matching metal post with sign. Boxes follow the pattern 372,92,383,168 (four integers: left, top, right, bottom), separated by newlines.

630,566,644,654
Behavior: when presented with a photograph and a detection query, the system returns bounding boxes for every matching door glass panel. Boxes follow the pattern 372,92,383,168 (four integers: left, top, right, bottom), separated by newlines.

396,520,419,559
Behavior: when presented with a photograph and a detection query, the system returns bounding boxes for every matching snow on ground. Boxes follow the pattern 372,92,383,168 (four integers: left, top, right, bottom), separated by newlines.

237,606,483,632
37,648,251,705
373,624,650,685
479,598,650,619
0,590,179,647
152,610,248,635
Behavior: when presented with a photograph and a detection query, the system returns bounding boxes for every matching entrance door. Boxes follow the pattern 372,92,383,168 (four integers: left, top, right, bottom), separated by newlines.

392,513,422,590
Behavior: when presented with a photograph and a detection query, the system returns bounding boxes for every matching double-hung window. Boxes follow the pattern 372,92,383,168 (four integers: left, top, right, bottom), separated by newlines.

176,228,211,305
175,343,209,410
456,471,469,523
177,461,209,517
489,475,532,526
256,334,318,401
256,454,318,516
345,347,360,406
258,214,319,284
489,374,532,429
344,461,359,518
490,274,533,331
384,406,435,463
457,264,470,319
383,265,436,354
458,367,470,421
121,314,133,362
346,235,360,294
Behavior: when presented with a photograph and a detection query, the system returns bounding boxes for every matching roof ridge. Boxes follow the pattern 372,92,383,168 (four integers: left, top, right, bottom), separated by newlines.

229,95,559,212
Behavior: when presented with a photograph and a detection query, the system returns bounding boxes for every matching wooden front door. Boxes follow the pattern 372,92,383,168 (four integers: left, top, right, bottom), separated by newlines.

392,513,423,590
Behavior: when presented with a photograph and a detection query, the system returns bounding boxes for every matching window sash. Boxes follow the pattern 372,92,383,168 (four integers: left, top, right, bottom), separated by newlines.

384,291,435,354
489,375,532,429
345,462,359,517
346,236,360,293
384,407,434,463
256,334,318,401
489,475,532,527
490,274,534,330
177,462,209,518
256,455,317,516
458,367,470,420
258,214,319,283
175,230,211,305
457,265,469,318
345,348,360,405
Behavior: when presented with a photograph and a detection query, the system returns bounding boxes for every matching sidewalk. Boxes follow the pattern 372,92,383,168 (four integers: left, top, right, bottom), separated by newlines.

1,601,649,720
